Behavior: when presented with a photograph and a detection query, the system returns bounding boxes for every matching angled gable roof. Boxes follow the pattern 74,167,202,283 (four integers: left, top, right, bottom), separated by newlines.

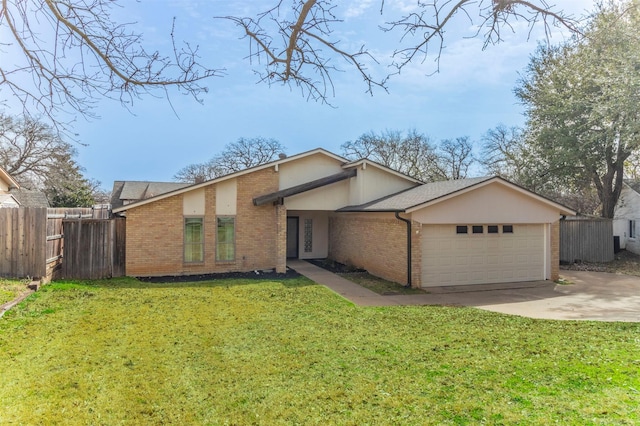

338,176,576,215
113,148,347,213
115,148,421,213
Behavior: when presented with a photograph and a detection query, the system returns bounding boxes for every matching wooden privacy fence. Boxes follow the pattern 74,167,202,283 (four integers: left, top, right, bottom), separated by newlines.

0,206,117,280
560,218,614,263
62,218,125,279
46,207,108,278
0,207,47,278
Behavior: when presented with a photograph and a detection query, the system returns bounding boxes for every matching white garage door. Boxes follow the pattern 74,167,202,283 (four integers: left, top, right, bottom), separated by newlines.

421,224,545,287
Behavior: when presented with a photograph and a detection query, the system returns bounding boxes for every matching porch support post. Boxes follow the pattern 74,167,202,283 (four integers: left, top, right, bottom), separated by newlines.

275,204,287,273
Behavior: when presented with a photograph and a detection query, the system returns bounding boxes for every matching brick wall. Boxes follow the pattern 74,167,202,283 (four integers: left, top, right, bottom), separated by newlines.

329,212,410,285
126,194,185,276
235,168,280,271
125,168,280,277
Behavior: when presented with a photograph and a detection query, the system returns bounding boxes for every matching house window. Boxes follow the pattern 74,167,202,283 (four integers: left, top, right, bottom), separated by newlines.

456,225,468,234
472,225,483,234
503,225,514,233
216,217,235,261
630,220,637,239
184,218,204,263
304,219,313,253
488,225,499,234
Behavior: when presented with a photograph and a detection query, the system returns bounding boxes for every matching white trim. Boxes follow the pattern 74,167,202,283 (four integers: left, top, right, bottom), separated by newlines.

0,166,20,190
343,159,423,184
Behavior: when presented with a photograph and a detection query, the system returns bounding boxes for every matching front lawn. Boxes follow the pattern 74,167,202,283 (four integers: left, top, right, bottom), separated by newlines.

1,277,638,424
0,278,30,306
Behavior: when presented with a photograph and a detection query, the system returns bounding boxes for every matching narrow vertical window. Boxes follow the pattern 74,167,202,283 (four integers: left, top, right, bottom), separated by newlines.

184,218,204,262
217,217,235,261
630,220,637,239
304,219,313,253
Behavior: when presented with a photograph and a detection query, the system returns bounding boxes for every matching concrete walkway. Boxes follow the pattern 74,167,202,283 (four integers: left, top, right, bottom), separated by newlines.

288,260,640,322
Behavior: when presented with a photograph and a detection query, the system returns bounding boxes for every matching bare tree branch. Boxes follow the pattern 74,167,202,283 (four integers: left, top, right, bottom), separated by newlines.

220,0,388,104
225,0,582,102
0,0,224,134
384,0,582,75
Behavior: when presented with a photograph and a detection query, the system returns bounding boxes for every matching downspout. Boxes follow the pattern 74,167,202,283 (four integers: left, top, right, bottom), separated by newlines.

395,212,412,288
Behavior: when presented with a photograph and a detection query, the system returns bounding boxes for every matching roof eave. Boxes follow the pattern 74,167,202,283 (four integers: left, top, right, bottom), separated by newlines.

0,167,20,189
112,148,349,213
253,168,357,206
342,159,423,184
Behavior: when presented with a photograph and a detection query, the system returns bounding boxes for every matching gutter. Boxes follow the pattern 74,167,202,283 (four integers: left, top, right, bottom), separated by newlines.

394,212,412,288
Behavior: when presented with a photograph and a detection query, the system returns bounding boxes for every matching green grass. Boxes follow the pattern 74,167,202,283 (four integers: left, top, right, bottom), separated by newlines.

0,278,30,306
1,277,639,425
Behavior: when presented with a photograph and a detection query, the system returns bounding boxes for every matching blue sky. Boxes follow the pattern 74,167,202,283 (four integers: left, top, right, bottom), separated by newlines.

69,0,596,190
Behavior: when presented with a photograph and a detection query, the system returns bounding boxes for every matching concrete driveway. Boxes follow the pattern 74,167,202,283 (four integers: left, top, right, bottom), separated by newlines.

289,261,640,322
418,271,640,322
388,271,640,322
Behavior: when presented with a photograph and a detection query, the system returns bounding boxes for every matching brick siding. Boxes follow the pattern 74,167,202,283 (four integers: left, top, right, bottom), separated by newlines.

329,213,411,286
125,168,280,277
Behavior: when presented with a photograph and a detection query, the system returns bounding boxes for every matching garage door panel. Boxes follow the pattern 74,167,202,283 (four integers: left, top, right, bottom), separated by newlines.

422,224,545,287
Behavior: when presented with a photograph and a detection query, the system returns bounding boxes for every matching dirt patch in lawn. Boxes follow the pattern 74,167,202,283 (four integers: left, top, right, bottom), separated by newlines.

561,249,640,276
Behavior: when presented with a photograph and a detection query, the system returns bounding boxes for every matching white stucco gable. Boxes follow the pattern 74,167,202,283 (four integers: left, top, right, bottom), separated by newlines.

410,180,569,224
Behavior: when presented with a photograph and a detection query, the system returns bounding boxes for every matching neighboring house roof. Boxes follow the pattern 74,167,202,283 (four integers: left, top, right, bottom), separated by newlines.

113,148,421,213
338,176,576,215
623,179,640,194
0,193,20,208
0,166,20,191
111,181,191,209
9,188,50,207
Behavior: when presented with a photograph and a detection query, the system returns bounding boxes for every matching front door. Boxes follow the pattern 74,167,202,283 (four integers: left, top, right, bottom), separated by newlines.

286,217,299,258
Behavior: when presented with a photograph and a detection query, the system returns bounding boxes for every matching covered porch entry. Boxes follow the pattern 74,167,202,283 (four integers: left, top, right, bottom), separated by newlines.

286,211,329,259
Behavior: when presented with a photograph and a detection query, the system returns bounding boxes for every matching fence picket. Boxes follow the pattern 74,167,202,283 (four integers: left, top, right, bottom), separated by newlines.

560,218,614,263
0,206,123,280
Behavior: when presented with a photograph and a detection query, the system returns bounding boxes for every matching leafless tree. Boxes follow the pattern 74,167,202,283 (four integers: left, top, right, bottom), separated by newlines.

480,125,530,179
341,129,442,182
1,0,223,133
0,113,69,188
174,137,286,183
0,112,102,205
434,137,474,180
222,0,582,103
